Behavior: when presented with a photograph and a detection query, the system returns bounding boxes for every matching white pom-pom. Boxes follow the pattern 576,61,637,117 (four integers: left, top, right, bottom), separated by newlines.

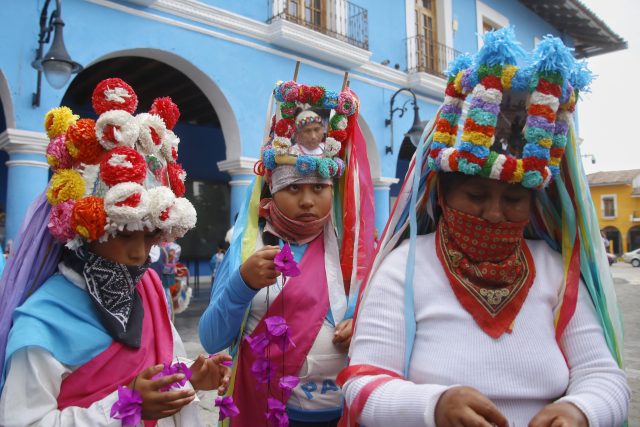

273,136,291,156
95,110,140,150
167,198,197,239
137,113,167,155
324,137,341,157
104,183,150,228
147,186,176,230
160,129,180,162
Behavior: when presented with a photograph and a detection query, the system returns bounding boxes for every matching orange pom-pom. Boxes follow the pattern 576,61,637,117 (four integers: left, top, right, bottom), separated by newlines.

149,97,180,130
66,119,106,165
71,196,107,241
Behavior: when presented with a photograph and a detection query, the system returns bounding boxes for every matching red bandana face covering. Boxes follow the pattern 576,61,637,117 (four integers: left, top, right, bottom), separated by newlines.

259,198,331,244
435,203,536,338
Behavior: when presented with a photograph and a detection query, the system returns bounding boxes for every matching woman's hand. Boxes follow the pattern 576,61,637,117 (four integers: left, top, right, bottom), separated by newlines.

332,319,353,349
189,353,232,394
435,386,508,427
529,402,588,427
129,364,195,420
239,246,281,289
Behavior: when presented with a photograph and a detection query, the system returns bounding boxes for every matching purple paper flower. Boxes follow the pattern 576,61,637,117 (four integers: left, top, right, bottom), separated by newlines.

221,360,233,367
110,385,142,426
265,316,296,352
274,244,301,277
266,397,289,427
152,362,193,391
245,332,270,355
251,357,274,384
215,395,240,420
279,375,300,398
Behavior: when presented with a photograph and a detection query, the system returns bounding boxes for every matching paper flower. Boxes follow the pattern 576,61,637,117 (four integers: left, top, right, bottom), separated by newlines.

245,332,270,355
264,316,296,352
46,135,74,171
149,96,180,130
295,156,317,175
251,357,273,384
71,196,106,241
48,200,76,242
274,244,301,277
65,118,106,165
110,385,142,426
92,78,138,115
215,396,240,420
95,110,140,150
275,119,295,138
152,362,193,391
44,106,79,138
46,169,86,206
100,147,147,187
279,375,300,399
167,162,187,197
266,397,289,427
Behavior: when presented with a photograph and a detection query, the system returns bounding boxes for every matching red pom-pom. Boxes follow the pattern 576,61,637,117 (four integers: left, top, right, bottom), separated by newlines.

536,79,561,98
481,75,502,91
149,97,180,130
308,86,325,105
549,147,564,158
65,119,106,165
523,156,548,172
168,163,186,197
500,157,517,181
298,85,311,103
100,147,147,187
92,78,138,115
328,129,348,142
274,119,295,138
72,196,106,241
445,82,465,99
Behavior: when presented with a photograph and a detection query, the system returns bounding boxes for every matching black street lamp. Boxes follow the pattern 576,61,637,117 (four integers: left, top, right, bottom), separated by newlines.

384,87,427,155
32,0,83,107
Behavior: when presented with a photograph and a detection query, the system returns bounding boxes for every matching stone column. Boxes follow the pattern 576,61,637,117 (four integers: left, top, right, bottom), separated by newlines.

0,129,49,243
373,176,399,236
217,157,259,226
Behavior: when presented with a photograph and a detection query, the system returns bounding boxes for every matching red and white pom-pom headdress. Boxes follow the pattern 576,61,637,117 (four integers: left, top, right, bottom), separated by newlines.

44,78,196,247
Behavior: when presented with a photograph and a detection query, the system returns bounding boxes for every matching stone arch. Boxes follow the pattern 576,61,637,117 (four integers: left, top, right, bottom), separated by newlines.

0,69,15,129
628,225,640,252
91,48,242,160
602,226,622,255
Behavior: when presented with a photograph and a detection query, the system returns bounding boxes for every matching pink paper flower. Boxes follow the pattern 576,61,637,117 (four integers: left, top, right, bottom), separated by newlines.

48,200,76,242
251,357,273,384
279,375,300,399
265,316,296,352
215,395,240,420
245,332,270,355
274,243,301,277
110,385,142,426
152,362,192,391
266,397,289,427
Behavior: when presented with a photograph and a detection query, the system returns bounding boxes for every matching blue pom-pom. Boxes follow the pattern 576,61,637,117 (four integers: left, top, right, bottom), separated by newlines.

262,149,277,170
522,170,543,188
457,158,481,175
569,59,594,92
296,156,317,175
530,35,575,81
323,90,339,109
274,83,285,102
523,143,550,160
549,165,560,177
445,53,474,78
511,66,532,91
458,142,490,159
476,26,526,66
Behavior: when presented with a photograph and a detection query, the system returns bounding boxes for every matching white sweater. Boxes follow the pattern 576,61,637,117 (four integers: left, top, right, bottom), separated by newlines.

344,233,629,427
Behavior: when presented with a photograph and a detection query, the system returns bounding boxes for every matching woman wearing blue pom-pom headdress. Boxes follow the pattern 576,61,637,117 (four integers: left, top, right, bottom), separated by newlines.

338,28,629,427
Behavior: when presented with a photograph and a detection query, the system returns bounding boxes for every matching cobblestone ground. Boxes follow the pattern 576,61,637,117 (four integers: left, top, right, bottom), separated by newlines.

177,264,640,426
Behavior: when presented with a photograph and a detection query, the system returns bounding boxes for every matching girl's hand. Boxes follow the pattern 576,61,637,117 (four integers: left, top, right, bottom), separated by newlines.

332,319,353,349
529,402,588,427
435,386,508,427
129,364,195,420
240,246,281,289
189,354,232,394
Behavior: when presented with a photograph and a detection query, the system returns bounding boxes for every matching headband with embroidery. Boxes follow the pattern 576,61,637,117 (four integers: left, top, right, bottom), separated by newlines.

257,80,358,180
428,27,592,189
294,110,323,130
44,78,196,247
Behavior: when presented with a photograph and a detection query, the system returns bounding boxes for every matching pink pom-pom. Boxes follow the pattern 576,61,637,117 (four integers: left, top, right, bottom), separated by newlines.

48,200,76,242
149,97,180,130
46,135,74,171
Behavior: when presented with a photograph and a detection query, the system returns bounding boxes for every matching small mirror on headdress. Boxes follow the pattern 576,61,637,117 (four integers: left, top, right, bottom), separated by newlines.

291,107,330,156
492,90,528,158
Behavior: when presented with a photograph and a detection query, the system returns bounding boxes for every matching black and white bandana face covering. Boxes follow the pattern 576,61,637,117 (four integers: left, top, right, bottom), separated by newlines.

63,248,148,348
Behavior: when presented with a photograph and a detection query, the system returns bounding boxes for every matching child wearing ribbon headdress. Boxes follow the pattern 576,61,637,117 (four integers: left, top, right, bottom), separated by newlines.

290,109,326,156
339,28,629,427
0,78,230,426
199,79,375,426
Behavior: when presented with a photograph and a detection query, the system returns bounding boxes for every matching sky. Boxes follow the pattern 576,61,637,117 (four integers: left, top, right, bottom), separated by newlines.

573,0,640,174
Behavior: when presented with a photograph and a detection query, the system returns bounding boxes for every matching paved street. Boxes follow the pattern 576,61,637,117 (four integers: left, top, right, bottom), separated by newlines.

176,263,640,426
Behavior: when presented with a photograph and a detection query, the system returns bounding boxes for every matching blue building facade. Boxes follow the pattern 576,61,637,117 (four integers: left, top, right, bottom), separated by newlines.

0,0,624,268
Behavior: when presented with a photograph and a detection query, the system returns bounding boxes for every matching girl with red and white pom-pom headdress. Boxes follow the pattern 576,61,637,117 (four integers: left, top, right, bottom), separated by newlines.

0,78,231,427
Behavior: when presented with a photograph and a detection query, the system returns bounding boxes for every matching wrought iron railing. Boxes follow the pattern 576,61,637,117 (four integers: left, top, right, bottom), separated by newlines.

407,35,460,78
267,0,369,50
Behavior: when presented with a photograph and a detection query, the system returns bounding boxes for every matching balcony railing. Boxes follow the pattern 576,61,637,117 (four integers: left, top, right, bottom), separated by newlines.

267,0,369,50
407,35,461,78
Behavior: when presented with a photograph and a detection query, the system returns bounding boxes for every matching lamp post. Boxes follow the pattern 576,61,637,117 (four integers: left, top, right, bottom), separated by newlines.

384,87,425,155
31,0,83,107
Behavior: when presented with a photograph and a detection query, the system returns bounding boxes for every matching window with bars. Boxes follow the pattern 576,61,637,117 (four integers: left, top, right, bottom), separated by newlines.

602,195,617,218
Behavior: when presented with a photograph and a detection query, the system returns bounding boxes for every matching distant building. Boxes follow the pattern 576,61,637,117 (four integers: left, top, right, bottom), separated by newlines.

587,169,640,254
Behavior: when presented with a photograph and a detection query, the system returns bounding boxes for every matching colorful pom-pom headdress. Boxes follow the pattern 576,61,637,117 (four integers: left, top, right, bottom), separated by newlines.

429,27,589,189
43,78,196,246
348,27,624,395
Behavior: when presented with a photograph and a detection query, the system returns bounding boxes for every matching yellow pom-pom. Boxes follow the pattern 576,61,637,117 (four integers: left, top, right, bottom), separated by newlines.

510,160,525,183
44,107,79,138
454,71,464,93
538,138,553,148
461,131,493,147
434,132,456,145
46,169,86,205
501,65,518,91
549,157,562,167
